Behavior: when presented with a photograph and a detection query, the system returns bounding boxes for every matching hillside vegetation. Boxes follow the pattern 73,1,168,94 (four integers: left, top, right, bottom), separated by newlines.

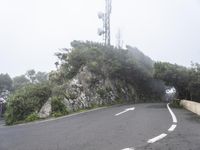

3,41,200,125
4,41,166,125
50,41,165,101
154,62,200,102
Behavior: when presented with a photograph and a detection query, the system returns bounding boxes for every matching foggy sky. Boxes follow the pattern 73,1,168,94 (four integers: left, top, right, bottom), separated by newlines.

0,0,200,77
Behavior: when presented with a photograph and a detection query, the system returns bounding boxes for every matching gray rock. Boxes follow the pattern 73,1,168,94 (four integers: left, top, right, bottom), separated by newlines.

61,66,137,111
38,99,51,118
41,66,138,115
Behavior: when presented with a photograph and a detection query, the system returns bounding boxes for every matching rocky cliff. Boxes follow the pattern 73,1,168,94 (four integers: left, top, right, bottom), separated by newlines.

41,41,165,117
61,66,138,112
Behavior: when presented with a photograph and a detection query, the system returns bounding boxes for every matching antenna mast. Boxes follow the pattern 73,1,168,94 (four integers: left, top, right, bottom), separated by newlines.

98,0,112,45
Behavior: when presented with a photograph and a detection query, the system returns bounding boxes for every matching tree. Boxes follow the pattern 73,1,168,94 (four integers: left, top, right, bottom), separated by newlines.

54,41,165,101
35,72,48,83
154,62,200,101
13,75,30,91
13,71,48,91
0,73,12,93
26,70,36,83
189,62,200,102
189,82,200,102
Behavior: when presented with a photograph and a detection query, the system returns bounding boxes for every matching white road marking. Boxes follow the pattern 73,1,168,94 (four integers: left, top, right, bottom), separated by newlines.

167,103,177,123
147,104,178,144
121,104,178,149
168,124,177,132
115,107,135,116
121,147,134,150
147,133,167,143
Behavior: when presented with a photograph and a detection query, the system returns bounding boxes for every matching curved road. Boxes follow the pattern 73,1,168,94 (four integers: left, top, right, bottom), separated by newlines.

0,103,199,150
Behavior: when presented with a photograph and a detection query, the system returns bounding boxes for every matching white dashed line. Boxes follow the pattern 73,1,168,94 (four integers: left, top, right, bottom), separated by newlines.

121,104,178,149
167,103,177,123
115,107,135,116
168,124,177,132
147,133,167,143
147,104,178,144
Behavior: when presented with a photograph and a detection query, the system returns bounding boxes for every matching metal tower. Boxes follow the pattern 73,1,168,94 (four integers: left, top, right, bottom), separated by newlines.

98,0,112,45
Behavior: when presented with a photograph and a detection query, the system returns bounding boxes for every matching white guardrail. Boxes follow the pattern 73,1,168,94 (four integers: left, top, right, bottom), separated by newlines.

180,100,200,116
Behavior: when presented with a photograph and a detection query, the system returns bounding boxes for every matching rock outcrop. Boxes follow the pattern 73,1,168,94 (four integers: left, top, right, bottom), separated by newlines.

39,41,165,118
61,66,138,112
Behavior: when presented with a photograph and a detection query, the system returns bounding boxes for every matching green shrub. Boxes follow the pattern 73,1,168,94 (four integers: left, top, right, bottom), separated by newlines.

25,113,39,122
51,96,68,117
189,81,200,102
4,110,14,125
5,83,51,125
51,112,63,117
170,99,181,108
1,103,6,117
55,41,165,101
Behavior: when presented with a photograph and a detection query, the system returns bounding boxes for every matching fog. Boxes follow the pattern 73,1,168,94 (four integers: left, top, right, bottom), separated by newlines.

0,0,200,77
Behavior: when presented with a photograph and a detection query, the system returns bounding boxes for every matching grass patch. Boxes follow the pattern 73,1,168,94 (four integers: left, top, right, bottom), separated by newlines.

51,96,69,118
25,113,40,122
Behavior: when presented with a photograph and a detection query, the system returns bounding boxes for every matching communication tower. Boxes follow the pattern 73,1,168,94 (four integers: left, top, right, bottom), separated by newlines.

98,0,112,45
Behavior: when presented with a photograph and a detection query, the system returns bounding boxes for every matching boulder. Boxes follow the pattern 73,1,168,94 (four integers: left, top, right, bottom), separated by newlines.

38,99,51,118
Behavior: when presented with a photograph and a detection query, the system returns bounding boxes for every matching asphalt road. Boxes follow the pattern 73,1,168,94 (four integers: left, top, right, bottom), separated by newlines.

0,103,199,150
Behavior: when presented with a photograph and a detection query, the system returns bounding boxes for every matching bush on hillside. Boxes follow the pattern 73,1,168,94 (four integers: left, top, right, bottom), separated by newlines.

51,96,68,117
25,113,40,122
5,83,51,125
54,41,165,101
154,62,200,101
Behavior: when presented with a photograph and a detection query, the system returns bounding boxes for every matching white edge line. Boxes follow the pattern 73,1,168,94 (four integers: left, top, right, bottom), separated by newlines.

167,103,177,123
147,133,167,143
121,147,134,150
1,106,108,128
168,124,177,132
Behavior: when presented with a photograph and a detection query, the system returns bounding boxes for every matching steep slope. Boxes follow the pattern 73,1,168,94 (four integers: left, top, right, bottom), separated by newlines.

49,41,165,112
